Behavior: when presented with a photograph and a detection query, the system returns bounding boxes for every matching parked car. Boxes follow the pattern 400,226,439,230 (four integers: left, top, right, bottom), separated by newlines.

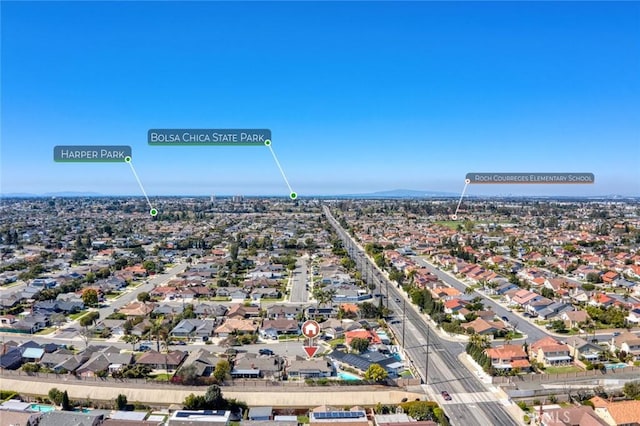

259,348,274,356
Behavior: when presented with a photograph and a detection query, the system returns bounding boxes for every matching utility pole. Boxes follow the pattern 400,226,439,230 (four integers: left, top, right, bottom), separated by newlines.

401,298,406,349
425,326,430,385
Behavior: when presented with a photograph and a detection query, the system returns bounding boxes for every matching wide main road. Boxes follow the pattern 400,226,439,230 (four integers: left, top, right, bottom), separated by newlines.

323,205,520,426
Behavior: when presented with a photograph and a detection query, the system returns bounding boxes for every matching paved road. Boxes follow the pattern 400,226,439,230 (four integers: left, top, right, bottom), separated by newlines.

322,205,520,426
409,256,550,344
290,257,309,303
410,257,620,345
98,263,189,319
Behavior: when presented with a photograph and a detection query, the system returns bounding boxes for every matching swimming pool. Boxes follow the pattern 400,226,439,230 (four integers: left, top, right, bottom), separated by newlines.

30,404,55,412
338,371,362,381
604,362,628,370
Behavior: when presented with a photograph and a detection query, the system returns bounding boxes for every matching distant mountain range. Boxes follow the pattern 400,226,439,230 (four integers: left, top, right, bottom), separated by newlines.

1,191,103,198
341,189,459,198
1,189,637,200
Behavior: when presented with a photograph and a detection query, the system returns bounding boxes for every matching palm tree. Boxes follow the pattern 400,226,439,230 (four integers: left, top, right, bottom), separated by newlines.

149,318,165,352
123,334,140,351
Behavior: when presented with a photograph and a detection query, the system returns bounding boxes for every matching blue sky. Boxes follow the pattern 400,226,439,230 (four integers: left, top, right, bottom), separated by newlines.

1,1,639,197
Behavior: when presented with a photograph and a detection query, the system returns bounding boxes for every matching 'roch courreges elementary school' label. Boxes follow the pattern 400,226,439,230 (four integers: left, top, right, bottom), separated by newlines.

465,172,595,184
148,129,271,145
54,145,132,162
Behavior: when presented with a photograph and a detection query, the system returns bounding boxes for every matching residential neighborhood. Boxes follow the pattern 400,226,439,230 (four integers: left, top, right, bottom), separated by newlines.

1,197,639,426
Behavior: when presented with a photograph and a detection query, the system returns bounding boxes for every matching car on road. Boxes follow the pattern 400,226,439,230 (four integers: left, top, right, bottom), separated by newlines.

259,348,274,356
138,344,151,351
395,297,401,303
441,391,452,401
501,316,509,322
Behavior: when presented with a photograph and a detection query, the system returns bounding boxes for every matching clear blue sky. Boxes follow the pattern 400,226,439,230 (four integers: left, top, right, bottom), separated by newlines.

2,1,639,196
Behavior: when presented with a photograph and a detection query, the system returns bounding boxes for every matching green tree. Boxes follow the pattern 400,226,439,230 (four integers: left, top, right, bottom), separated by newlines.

79,311,99,328
142,260,156,273
137,291,151,304
586,272,603,283
122,334,140,351
623,381,640,400
350,337,370,354
61,391,71,411
183,393,207,410
213,359,231,383
48,388,64,406
364,363,388,382
204,384,224,408
82,288,99,307
115,394,128,410
22,363,41,373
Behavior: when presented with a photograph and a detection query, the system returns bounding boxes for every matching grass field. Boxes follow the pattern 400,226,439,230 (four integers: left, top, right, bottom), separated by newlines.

434,220,463,230
543,365,583,374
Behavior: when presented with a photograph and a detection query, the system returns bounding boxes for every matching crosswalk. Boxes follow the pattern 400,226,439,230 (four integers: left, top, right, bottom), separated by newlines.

422,386,500,405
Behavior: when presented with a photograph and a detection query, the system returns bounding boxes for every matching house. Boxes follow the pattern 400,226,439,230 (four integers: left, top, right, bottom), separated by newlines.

0,347,23,370
38,410,105,426
11,315,50,334
589,293,615,308
95,319,126,337
180,348,224,377
345,329,382,347
287,358,334,379
536,302,574,320
214,318,257,337
589,396,640,426
167,410,230,426
530,337,572,367
0,408,42,426
306,306,336,319
171,319,215,340
76,348,133,377
226,304,260,319
136,350,187,370
329,350,402,377
610,332,640,361
250,287,280,301
118,301,155,318
267,304,302,319
485,344,531,372
309,406,368,425
233,354,283,379
320,318,354,339
443,298,469,314
260,318,300,339
248,407,272,421
561,310,591,329
193,303,227,319
462,318,506,336
601,271,619,284
506,289,541,308
627,308,640,325
538,405,607,426
565,336,605,362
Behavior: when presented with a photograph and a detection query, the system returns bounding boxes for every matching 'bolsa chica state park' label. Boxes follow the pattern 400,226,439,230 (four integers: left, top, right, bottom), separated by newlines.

148,129,271,145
